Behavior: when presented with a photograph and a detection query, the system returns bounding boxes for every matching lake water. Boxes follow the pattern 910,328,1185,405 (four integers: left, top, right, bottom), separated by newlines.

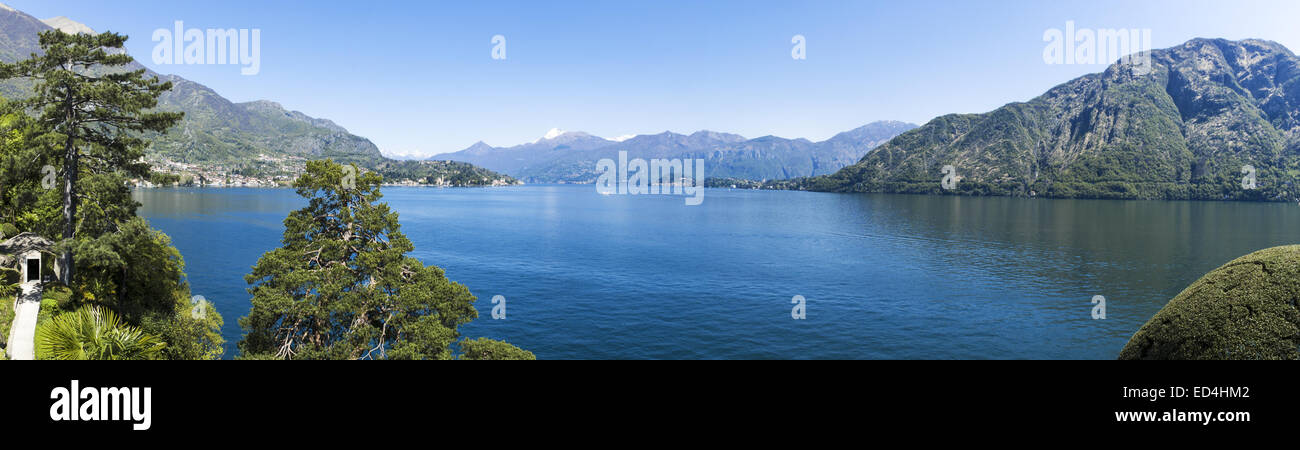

133,185,1300,359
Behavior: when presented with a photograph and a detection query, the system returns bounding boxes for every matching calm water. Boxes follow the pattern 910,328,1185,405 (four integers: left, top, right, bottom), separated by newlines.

133,185,1300,359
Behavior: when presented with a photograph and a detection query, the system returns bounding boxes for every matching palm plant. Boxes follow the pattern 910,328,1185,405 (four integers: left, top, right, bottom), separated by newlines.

35,305,166,360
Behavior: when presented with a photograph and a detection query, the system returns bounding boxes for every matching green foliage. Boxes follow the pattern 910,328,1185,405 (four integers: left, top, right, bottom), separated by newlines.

372,159,516,186
458,337,536,360
0,222,16,238
0,31,221,360
11,187,61,240
0,279,13,352
0,266,17,290
240,160,528,360
65,217,225,359
705,177,808,190
1120,245,1300,359
0,101,48,230
73,218,179,314
37,298,60,323
147,171,190,186
0,29,183,284
41,284,72,306
140,299,224,360
35,305,166,360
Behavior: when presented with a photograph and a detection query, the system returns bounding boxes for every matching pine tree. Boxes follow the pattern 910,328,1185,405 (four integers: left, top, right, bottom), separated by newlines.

0,30,182,284
241,160,532,359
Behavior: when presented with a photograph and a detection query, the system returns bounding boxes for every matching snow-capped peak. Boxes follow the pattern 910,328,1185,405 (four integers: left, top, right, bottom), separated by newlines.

533,128,566,143
610,134,637,142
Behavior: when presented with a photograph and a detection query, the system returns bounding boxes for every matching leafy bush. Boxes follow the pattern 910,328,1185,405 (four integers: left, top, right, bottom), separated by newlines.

458,337,536,360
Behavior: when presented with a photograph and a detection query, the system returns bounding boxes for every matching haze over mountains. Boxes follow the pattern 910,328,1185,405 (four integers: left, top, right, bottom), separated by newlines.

439,121,918,182
807,38,1300,201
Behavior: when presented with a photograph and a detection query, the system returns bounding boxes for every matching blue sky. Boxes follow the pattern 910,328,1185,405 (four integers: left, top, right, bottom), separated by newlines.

6,0,1300,157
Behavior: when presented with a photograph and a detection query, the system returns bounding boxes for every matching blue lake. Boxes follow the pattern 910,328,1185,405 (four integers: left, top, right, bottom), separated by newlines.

134,185,1300,359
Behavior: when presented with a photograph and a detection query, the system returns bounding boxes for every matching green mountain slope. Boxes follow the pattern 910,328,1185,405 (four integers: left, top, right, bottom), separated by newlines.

0,4,513,186
808,38,1300,201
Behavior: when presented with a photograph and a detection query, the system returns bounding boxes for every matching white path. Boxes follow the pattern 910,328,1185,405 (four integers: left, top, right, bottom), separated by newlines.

5,282,41,360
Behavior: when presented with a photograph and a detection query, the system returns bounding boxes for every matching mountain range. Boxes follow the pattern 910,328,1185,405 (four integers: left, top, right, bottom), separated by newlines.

438,121,918,183
0,4,514,186
804,38,1300,201
11,3,1289,199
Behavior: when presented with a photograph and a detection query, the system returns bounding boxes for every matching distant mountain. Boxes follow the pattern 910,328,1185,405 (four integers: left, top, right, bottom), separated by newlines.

0,4,513,186
0,7,382,165
439,121,917,182
806,38,1300,201
0,6,381,167
446,130,618,177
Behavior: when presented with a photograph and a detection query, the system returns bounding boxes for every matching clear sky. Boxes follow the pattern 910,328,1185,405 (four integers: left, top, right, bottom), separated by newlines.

6,0,1300,158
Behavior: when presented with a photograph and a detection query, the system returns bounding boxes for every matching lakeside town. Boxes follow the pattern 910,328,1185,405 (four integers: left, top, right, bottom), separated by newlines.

136,154,521,188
